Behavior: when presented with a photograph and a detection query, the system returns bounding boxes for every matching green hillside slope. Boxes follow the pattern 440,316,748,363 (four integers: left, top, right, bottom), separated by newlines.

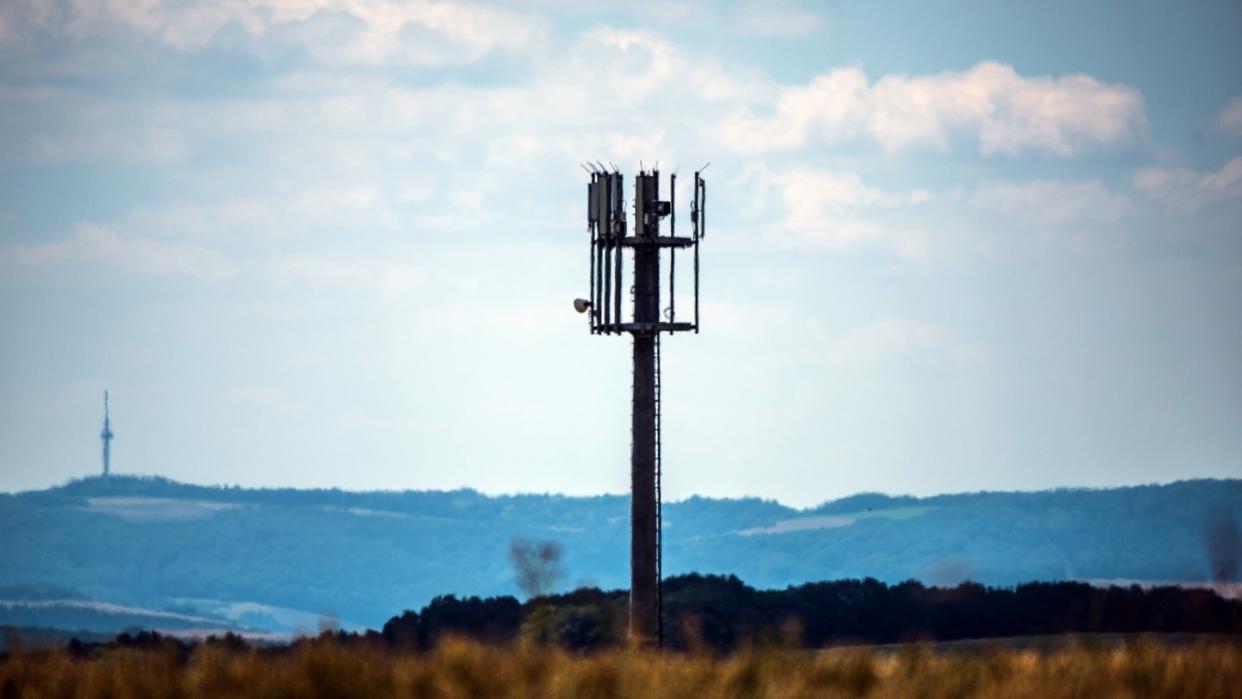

1,476,1236,630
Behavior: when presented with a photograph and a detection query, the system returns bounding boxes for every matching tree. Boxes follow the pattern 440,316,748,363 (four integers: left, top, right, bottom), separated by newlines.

509,538,564,600
1204,503,1240,593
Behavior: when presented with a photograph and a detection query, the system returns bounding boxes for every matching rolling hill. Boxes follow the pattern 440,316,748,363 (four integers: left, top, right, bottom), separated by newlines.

1,476,1237,632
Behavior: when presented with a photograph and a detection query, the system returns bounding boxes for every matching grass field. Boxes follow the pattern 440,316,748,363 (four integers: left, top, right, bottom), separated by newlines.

1,635,1239,698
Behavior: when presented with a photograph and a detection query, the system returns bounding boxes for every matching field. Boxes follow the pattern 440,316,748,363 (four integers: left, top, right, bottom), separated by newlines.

2,636,1240,698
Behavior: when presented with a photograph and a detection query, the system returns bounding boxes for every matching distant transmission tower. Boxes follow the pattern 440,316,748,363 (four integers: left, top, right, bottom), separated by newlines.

100,390,113,478
574,164,707,647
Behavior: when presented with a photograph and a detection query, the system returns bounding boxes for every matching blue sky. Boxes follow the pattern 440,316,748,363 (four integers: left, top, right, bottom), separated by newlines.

0,0,1239,506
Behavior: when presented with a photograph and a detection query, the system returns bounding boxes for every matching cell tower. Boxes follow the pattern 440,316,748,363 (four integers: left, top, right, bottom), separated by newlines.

100,390,113,478
574,164,707,646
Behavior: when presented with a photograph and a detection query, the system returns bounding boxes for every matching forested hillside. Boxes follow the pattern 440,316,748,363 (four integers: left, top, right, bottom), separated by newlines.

1,476,1237,631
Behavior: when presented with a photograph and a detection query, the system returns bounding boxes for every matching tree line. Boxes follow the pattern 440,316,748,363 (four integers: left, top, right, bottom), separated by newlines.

378,574,1242,652
26,574,1240,656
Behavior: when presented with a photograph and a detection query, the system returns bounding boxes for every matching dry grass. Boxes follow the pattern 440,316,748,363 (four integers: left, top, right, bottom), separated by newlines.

2,636,1240,698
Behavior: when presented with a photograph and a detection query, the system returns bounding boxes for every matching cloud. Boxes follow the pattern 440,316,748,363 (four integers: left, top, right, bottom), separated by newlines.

717,68,870,151
0,223,237,280
0,86,195,164
1219,97,1242,136
1,22,764,203
775,169,931,258
734,4,828,37
954,179,1137,257
971,180,1131,227
1133,157,1242,211
0,22,1157,274
726,165,1136,261
1,0,547,65
130,186,396,238
730,165,932,259
33,126,191,164
826,317,983,369
718,61,1146,156
777,168,930,209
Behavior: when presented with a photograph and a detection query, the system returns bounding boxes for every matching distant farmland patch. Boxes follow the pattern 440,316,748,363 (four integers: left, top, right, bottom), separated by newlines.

739,506,932,535
82,497,241,522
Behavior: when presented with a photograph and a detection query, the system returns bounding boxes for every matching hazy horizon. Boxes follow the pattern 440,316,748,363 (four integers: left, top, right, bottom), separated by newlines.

6,471,1239,513
2,1,1240,507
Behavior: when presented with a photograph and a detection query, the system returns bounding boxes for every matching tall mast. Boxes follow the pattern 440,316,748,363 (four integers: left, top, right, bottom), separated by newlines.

577,166,707,647
100,390,113,478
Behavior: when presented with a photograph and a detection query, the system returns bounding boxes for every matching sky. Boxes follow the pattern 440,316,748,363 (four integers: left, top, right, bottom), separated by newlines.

0,0,1240,507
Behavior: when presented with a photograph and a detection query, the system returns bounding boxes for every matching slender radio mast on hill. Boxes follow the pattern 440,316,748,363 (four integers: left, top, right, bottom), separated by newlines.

574,164,707,647
100,390,113,478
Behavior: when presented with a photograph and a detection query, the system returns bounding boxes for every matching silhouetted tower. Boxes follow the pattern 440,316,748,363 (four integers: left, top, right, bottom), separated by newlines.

100,390,113,478
575,165,707,646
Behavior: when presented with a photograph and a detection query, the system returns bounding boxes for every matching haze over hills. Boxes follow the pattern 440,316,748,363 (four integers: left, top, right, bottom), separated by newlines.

1,476,1237,634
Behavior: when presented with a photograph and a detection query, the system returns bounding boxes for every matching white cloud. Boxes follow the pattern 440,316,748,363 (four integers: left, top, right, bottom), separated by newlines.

296,0,547,66
789,219,930,260
7,24,1141,198
730,165,933,259
775,167,917,209
1219,97,1242,136
908,189,935,204
32,125,191,164
1133,157,1242,211
971,180,1131,227
826,317,983,368
717,68,870,152
735,4,827,37
719,61,1146,156
561,26,763,108
724,167,1137,261
2,22,765,199
0,223,237,280
776,170,930,258
2,0,547,65
102,185,401,248
0,23,1157,273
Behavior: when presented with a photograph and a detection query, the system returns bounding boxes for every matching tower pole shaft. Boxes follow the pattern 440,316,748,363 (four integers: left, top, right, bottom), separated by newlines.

101,391,112,478
630,241,660,645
